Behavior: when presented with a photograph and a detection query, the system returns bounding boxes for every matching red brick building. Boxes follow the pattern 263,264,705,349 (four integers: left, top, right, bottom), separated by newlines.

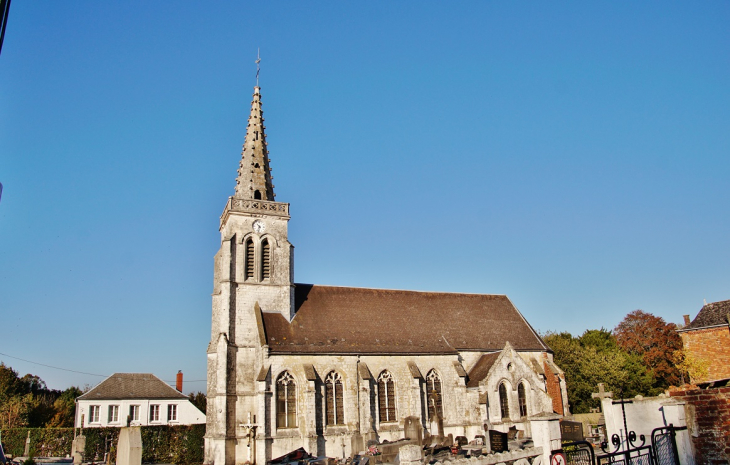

677,299,730,384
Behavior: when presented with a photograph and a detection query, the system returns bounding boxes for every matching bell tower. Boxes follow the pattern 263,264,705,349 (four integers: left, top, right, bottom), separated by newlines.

206,84,294,465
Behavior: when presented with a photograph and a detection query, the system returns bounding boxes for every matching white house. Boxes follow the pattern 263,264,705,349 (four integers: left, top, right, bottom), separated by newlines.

75,373,205,428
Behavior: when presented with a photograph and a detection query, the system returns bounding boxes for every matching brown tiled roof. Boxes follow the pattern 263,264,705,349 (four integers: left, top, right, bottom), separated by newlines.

78,373,187,400
261,284,548,355
466,353,500,388
684,300,730,330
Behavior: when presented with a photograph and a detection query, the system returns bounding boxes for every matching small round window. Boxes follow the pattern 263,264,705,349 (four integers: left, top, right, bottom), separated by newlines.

507,363,514,372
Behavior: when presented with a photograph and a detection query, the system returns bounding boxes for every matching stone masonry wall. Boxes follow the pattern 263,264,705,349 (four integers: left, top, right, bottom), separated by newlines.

670,386,730,465
680,327,730,383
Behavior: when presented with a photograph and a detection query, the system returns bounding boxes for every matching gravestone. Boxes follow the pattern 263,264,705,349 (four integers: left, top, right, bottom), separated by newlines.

560,420,584,442
397,444,422,465
404,416,423,445
116,427,142,465
488,430,508,453
72,435,86,465
23,432,30,457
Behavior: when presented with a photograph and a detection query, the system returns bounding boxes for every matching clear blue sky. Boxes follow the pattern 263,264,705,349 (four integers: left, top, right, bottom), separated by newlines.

1,2,728,391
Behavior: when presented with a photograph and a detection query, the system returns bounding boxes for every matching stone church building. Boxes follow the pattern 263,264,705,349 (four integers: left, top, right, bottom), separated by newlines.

205,86,569,465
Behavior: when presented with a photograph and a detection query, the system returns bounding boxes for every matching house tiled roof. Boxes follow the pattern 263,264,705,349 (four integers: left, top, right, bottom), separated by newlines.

78,373,187,401
684,300,730,330
261,284,548,355
466,353,500,388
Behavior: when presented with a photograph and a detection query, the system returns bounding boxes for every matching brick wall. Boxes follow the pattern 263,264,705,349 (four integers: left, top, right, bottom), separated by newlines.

680,326,730,383
543,361,564,414
670,386,730,465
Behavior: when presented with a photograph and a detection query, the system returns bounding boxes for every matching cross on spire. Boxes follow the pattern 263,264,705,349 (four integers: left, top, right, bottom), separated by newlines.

255,48,261,87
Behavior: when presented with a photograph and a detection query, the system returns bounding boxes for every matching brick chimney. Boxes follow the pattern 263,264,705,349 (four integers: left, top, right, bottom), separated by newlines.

176,370,183,392
683,315,690,326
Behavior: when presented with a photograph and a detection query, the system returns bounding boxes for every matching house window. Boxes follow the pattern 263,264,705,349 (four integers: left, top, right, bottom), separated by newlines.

108,405,119,423
498,383,509,419
168,404,177,422
377,371,396,423
245,238,255,280
276,371,296,428
150,404,160,422
89,405,100,423
518,383,528,417
130,405,140,422
261,239,271,280
426,370,443,422
325,371,344,426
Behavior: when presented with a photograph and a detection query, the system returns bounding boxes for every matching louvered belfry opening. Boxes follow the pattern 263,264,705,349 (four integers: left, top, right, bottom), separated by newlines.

245,238,255,280
261,239,271,279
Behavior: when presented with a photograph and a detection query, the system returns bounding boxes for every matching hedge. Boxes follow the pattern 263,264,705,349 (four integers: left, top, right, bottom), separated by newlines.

0,425,205,465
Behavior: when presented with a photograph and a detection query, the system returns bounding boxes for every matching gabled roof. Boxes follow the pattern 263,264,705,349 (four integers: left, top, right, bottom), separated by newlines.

682,300,730,331
261,284,549,355
78,373,187,401
466,352,500,388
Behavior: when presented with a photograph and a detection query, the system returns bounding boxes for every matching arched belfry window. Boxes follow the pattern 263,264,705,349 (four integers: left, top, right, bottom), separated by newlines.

377,371,396,423
261,239,271,280
276,371,296,428
426,370,443,422
518,382,528,418
498,383,509,420
325,371,344,426
245,238,255,280
254,190,262,200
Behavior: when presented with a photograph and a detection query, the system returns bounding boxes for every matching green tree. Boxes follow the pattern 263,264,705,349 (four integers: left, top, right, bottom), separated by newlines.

544,329,656,413
188,391,206,414
47,386,84,427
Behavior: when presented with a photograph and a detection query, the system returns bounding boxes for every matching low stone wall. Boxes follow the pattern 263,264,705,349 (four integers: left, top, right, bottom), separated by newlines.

428,447,543,465
670,386,730,465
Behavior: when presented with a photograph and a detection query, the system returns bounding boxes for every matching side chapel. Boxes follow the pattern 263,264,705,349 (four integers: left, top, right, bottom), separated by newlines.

205,86,569,465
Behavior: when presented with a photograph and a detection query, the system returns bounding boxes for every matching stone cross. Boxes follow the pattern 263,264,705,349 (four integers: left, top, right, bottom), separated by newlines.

591,383,613,402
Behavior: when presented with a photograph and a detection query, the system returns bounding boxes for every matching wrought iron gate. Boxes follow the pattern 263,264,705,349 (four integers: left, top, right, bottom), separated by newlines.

558,424,683,465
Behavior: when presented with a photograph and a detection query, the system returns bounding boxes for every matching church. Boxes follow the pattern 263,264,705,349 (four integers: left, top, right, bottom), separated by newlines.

204,85,569,465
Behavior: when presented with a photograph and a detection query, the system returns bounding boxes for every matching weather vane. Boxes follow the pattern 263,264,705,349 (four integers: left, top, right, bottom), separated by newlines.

255,48,261,86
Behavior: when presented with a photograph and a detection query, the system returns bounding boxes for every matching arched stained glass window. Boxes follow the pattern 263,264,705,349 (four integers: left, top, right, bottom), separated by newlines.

518,383,527,417
426,370,443,422
377,371,396,422
276,371,296,428
498,383,509,420
325,371,344,425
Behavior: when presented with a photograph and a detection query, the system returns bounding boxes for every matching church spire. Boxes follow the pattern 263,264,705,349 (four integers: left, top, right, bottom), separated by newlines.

234,85,275,201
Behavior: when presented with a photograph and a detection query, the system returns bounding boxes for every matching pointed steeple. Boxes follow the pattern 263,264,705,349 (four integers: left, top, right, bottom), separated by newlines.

234,86,275,201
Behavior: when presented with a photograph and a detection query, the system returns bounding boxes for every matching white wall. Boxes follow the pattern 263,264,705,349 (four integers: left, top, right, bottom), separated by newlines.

601,395,694,465
75,399,205,428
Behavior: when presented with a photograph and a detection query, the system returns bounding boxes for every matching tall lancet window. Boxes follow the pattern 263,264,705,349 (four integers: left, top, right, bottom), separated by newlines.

325,371,344,426
261,239,271,280
518,383,528,417
426,370,443,422
276,371,296,428
499,383,509,419
377,371,396,423
245,238,255,280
